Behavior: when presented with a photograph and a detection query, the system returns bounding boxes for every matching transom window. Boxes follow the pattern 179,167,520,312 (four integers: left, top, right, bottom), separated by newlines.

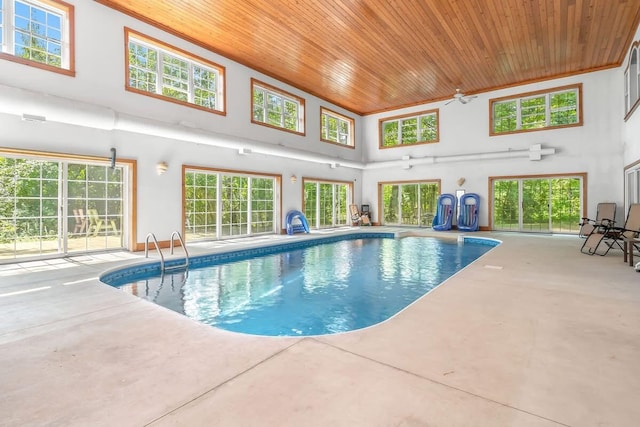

184,168,278,241
252,79,305,135
0,0,74,75
379,109,439,148
320,107,354,147
126,28,225,114
491,84,582,135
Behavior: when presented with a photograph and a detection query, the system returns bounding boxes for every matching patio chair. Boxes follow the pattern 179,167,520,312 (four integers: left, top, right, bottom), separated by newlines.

578,202,616,238
87,209,119,236
581,204,640,256
350,204,370,226
432,193,456,231
72,208,87,234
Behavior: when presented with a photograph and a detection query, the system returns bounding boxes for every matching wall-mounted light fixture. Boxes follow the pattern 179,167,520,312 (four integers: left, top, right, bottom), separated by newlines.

156,161,168,175
290,174,297,183
238,148,252,155
109,148,116,169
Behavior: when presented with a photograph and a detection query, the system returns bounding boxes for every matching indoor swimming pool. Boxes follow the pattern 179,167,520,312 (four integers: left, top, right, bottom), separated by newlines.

101,233,499,336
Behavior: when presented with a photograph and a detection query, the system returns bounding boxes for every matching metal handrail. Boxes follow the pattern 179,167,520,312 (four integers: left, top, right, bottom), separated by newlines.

144,232,165,271
169,230,190,269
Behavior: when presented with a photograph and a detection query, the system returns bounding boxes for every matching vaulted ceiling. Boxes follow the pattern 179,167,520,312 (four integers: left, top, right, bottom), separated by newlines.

96,0,640,115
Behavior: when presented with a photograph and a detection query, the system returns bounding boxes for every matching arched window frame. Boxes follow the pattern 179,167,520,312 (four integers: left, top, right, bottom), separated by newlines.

624,41,640,120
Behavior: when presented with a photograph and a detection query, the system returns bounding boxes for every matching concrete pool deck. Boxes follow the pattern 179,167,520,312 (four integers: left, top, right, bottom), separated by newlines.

1,229,639,426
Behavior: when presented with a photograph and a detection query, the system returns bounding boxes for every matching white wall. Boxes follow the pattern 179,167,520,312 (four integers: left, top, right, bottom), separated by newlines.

0,0,631,240
361,70,625,226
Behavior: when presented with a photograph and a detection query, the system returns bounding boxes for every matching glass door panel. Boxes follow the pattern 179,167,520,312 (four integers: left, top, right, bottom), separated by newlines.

334,184,348,226
221,175,248,237
303,182,318,228
67,163,124,252
493,179,519,231
401,184,418,225
550,178,581,233
419,183,438,226
0,158,61,260
522,179,550,232
381,184,400,225
318,183,334,227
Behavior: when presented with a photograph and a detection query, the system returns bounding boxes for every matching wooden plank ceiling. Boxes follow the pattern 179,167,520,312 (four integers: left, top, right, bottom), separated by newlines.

96,0,640,115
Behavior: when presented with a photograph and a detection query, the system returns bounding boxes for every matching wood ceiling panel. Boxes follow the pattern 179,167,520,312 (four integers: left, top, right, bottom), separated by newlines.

96,0,640,115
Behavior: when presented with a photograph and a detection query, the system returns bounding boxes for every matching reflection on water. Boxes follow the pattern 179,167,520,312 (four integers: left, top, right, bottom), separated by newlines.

117,237,495,336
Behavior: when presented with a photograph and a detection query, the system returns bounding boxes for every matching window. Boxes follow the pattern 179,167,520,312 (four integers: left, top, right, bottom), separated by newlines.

126,28,225,114
491,84,582,135
252,79,305,135
320,107,354,147
379,110,439,148
303,179,350,228
0,0,74,75
184,168,278,241
625,43,640,119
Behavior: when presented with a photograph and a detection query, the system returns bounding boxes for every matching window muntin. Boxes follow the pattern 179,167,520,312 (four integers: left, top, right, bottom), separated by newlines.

490,84,582,135
126,28,225,114
379,110,439,148
252,79,305,134
184,169,277,241
321,108,354,147
0,0,74,75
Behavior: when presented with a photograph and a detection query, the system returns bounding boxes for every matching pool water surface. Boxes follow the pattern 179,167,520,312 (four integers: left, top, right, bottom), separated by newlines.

105,236,498,336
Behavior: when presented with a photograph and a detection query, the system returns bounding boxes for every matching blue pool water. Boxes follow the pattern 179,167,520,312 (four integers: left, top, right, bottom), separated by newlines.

102,235,498,336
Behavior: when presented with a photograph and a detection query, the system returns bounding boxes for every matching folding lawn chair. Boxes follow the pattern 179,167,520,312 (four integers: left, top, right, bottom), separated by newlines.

578,202,616,238
581,204,640,256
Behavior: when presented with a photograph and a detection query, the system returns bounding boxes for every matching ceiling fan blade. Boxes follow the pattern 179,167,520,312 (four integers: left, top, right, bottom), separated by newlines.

445,98,456,105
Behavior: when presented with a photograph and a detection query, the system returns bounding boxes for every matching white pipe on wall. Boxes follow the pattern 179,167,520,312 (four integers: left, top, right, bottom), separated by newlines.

0,83,556,169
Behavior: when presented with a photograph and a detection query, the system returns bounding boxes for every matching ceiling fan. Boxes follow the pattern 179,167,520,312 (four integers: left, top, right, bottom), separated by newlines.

445,89,477,105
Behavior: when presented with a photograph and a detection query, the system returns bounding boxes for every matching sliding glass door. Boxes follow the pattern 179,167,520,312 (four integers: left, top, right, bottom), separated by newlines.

0,155,126,261
184,169,278,241
380,181,439,226
492,175,583,233
303,180,350,228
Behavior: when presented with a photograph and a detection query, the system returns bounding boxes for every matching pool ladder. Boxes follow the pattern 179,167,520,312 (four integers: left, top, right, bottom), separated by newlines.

144,231,190,272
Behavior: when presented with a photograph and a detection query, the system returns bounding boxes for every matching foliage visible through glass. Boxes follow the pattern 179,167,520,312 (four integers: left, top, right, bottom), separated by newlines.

252,84,302,132
303,180,350,228
0,157,125,259
185,170,275,241
381,182,439,226
492,87,579,134
128,36,221,111
493,177,581,233
381,111,438,147
321,109,353,146
12,0,63,68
